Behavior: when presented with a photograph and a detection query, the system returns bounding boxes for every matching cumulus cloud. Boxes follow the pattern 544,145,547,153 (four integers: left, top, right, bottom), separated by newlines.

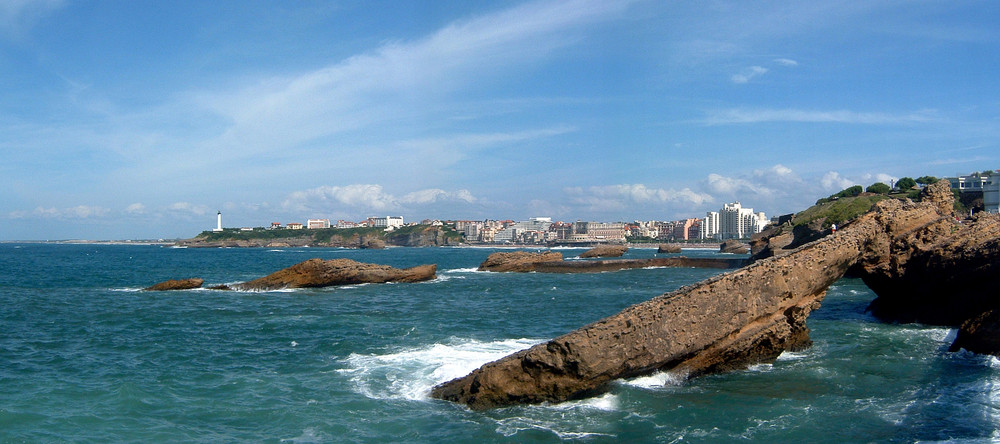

400,189,476,205
820,171,857,191
731,66,768,84
281,184,478,214
125,203,146,214
564,184,713,213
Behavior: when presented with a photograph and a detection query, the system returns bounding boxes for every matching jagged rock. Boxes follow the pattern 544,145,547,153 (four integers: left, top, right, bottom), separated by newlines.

580,245,627,258
478,251,563,272
856,203,1000,325
657,244,682,254
360,237,386,249
232,258,436,291
719,239,749,254
145,278,204,291
749,225,795,260
433,182,999,410
949,310,1000,356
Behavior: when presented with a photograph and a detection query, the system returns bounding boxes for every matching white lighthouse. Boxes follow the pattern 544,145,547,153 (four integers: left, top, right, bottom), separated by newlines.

213,211,223,232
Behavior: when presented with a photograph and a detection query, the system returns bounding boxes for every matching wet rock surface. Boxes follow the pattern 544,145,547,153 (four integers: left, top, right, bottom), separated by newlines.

579,245,627,258
232,258,437,291
144,278,204,291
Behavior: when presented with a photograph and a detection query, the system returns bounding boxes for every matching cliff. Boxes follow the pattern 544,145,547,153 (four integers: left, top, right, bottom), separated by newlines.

433,180,1000,409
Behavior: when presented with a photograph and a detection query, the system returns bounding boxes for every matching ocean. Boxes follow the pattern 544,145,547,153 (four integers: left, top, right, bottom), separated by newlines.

1,243,998,442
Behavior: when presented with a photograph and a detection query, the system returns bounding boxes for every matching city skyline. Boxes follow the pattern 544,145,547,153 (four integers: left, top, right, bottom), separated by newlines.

3,1,999,240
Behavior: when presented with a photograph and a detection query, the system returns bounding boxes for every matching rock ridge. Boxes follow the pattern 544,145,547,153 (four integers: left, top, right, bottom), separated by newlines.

433,180,1000,409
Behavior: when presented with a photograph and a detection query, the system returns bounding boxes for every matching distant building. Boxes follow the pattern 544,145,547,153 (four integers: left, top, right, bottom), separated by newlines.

307,219,331,229
672,218,700,241
367,216,404,230
494,217,553,243
213,211,223,232
701,202,767,240
270,222,282,229
287,223,304,230
336,220,358,228
948,171,999,214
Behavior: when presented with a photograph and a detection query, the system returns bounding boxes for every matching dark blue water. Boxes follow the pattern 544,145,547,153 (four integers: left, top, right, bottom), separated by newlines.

2,244,997,442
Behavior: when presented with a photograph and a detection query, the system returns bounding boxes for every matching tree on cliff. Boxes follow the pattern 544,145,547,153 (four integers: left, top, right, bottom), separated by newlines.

866,182,891,194
895,177,917,191
916,176,939,185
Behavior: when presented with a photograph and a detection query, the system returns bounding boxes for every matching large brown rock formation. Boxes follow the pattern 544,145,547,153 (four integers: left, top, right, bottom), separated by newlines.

579,245,627,258
231,258,436,291
433,182,1000,409
478,251,563,272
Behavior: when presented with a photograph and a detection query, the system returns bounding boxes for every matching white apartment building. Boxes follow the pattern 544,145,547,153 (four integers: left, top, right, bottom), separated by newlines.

700,202,768,240
367,216,404,230
306,219,330,229
949,172,999,213
494,217,553,243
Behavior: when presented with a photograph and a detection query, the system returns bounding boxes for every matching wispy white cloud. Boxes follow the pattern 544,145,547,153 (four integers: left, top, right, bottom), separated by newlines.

703,108,940,125
8,204,110,219
731,65,768,84
166,202,211,216
197,0,631,161
774,58,799,66
0,0,64,39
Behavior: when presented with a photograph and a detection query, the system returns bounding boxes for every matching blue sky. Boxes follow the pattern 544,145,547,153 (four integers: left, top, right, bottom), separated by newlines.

2,0,998,240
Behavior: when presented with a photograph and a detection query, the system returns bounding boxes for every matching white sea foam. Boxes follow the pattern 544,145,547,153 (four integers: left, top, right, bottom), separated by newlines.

443,267,481,273
776,350,810,361
495,415,617,439
621,370,686,389
338,337,542,401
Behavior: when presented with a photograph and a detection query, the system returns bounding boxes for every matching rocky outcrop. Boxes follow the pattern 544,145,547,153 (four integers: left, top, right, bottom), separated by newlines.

855,182,1000,325
433,181,1000,409
949,310,1000,356
478,251,563,272
580,245,627,258
144,278,204,291
230,258,436,291
719,239,749,254
657,244,682,254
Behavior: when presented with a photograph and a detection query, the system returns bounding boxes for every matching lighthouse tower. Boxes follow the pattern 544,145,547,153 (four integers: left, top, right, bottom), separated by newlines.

213,211,223,232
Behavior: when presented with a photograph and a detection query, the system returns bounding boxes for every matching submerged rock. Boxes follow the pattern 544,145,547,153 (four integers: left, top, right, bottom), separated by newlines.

145,278,204,291
719,239,749,254
949,310,1000,356
657,244,682,254
579,245,627,258
232,258,436,291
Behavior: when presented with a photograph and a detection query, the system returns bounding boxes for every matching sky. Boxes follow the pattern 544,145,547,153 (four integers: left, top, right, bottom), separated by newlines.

2,0,999,240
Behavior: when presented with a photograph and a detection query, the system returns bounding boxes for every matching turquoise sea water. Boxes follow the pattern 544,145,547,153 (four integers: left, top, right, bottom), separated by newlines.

2,243,998,442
